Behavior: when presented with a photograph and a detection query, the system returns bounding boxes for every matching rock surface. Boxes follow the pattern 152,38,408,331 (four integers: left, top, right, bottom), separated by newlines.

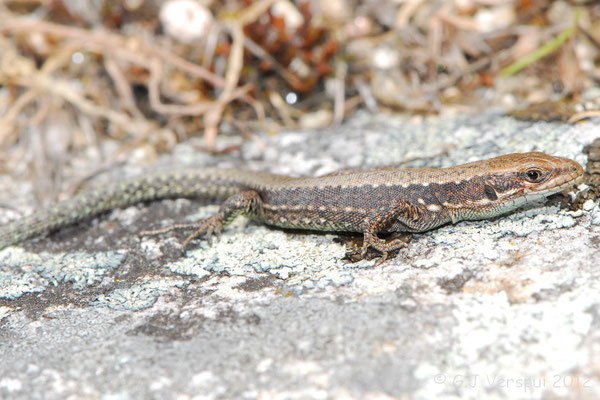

1,112,599,400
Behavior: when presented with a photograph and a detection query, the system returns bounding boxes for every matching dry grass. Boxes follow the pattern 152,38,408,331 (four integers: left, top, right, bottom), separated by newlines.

0,0,598,194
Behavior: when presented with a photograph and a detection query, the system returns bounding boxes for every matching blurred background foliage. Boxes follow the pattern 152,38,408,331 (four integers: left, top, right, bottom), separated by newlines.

0,0,598,175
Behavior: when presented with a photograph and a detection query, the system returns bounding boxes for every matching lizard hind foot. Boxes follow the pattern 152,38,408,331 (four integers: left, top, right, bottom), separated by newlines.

139,216,225,249
181,216,224,249
138,190,263,251
361,232,410,265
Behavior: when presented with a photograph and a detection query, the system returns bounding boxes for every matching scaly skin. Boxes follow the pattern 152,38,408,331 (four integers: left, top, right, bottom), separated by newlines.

0,152,584,261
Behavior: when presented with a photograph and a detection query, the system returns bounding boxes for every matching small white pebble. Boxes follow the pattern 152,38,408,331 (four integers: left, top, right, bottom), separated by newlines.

271,0,304,32
474,5,515,31
568,209,584,218
372,46,400,70
159,0,213,44
583,199,596,212
71,52,85,64
317,0,349,22
285,92,298,105
0,378,22,392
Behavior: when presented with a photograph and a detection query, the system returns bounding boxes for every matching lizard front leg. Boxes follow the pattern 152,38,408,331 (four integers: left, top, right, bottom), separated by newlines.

361,200,425,264
142,190,263,249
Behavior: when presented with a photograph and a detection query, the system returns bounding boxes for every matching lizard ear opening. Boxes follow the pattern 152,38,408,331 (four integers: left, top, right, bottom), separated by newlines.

483,184,498,201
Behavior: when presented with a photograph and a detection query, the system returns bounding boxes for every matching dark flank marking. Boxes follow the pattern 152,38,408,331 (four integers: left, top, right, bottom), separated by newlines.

483,174,520,194
483,184,498,201
423,177,488,205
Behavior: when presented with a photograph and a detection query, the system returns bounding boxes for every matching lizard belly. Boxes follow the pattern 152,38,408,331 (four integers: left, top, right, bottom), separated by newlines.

258,207,365,232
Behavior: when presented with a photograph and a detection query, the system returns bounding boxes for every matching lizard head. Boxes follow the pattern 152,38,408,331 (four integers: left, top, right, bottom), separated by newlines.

484,152,583,197
451,152,584,222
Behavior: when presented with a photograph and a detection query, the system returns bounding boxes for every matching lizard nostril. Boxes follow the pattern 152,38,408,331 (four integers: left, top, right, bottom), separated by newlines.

568,160,583,175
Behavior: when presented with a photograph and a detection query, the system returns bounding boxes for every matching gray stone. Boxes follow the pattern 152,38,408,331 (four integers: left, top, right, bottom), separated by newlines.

1,112,599,400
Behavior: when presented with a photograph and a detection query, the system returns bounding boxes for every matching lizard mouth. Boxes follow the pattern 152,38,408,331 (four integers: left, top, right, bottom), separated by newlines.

541,173,583,194
507,172,583,210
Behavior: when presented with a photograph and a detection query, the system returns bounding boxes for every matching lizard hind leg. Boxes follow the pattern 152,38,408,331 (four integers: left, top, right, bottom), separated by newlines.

142,190,263,249
182,190,263,249
359,199,424,264
361,228,408,265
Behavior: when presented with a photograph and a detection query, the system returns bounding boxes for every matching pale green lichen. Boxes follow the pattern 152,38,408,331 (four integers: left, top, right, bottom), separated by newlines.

0,247,125,299
166,221,373,291
95,278,185,311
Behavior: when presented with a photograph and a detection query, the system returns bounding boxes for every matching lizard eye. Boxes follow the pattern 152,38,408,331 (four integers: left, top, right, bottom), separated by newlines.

524,169,543,182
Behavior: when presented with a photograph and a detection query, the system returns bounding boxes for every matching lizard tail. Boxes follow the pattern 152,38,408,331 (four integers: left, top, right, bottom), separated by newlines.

0,168,283,249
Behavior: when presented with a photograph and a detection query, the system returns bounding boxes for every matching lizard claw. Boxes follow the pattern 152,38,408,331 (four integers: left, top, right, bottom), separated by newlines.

181,216,224,249
374,251,389,267
359,232,409,264
141,216,225,250
205,224,215,241
360,243,369,259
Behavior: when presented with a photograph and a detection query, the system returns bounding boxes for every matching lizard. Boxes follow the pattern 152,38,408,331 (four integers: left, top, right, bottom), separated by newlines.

0,152,584,262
